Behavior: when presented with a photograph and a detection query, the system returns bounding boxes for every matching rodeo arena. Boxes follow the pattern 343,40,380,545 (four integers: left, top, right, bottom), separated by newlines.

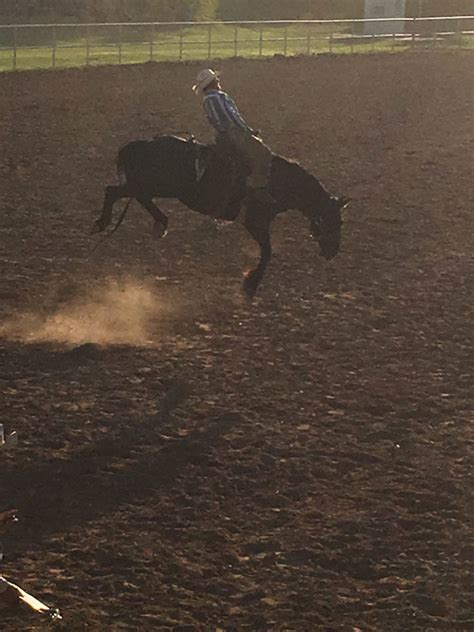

0,0,472,629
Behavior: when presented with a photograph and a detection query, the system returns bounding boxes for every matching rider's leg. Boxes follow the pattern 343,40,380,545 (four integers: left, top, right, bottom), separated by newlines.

207,133,236,217
229,131,275,207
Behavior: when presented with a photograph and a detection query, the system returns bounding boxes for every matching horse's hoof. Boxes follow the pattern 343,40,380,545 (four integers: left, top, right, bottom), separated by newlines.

91,221,104,235
243,279,257,302
153,222,168,240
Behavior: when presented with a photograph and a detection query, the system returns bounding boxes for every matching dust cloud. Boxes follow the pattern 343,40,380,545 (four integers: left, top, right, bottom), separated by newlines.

0,279,168,346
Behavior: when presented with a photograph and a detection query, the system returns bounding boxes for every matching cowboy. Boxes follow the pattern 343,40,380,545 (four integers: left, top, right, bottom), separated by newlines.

193,68,275,208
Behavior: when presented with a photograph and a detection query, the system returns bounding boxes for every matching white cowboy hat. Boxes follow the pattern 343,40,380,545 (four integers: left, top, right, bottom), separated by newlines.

192,68,219,94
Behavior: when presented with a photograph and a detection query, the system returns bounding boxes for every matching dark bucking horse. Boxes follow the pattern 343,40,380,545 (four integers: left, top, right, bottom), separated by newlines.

93,135,350,298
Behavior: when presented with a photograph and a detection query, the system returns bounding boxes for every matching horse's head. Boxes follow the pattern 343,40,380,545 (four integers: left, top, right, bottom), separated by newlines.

280,160,350,260
310,196,350,260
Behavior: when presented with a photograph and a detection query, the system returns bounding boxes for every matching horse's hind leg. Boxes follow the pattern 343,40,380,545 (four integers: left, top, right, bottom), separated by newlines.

134,195,169,239
92,184,131,234
243,207,272,299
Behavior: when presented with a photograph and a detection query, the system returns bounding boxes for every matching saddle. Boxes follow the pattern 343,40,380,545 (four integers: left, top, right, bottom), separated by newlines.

183,136,208,182
187,136,246,219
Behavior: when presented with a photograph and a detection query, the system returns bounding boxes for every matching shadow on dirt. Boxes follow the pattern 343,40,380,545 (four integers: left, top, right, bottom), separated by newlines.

1,342,240,552
6,407,241,552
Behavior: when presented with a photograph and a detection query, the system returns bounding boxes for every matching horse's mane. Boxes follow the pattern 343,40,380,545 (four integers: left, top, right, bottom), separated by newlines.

272,154,331,201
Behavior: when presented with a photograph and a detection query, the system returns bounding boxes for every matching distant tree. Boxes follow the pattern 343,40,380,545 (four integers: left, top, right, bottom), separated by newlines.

406,0,473,16
0,0,472,24
218,0,473,21
218,0,302,21
189,0,220,21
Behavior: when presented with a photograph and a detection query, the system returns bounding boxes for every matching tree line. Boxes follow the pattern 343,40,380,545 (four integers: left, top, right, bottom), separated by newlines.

0,0,471,23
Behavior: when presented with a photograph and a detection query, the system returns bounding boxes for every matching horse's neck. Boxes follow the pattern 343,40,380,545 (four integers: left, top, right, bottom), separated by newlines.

272,156,330,211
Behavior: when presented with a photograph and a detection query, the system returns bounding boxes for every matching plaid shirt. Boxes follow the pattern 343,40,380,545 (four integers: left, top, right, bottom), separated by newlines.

203,89,252,134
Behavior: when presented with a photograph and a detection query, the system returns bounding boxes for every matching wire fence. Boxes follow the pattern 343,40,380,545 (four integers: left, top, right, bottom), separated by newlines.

0,16,473,72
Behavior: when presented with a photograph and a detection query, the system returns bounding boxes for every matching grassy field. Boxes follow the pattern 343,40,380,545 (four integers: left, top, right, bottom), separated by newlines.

0,22,472,71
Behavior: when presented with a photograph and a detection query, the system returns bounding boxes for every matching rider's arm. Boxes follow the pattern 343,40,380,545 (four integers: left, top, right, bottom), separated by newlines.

223,94,253,133
204,92,253,134
203,94,227,133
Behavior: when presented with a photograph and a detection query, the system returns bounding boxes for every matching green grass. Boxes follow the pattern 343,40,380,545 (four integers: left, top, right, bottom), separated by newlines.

0,23,472,72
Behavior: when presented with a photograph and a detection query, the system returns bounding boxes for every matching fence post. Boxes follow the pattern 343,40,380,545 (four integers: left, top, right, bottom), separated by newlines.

457,18,462,48
208,23,212,59
284,25,288,56
149,24,154,61
259,25,263,57
118,24,123,64
306,22,311,55
86,25,90,66
13,26,17,71
412,16,416,48
179,34,184,60
52,26,57,69
329,22,333,53
350,20,354,54
234,25,238,57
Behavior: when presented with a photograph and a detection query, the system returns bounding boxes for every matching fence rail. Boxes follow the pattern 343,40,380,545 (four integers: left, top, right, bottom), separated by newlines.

0,16,473,72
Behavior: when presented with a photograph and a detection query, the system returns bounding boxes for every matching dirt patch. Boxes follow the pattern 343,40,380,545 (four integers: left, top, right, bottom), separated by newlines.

0,278,168,347
0,52,472,631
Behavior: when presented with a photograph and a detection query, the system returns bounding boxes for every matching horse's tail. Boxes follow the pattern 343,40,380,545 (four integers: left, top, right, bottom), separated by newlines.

116,145,129,186
117,140,150,186
111,143,137,237
116,158,126,186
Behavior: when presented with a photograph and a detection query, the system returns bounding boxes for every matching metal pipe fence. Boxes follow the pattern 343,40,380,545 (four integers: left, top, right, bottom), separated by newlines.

0,16,472,72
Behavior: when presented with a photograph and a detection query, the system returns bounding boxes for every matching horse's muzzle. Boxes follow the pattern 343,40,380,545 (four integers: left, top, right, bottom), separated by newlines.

91,220,105,235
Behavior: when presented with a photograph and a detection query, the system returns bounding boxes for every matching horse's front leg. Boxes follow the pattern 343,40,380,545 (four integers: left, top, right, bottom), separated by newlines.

92,184,131,234
243,206,273,299
135,195,169,239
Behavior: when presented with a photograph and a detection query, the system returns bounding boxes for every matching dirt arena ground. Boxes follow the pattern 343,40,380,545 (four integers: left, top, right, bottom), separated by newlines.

0,51,472,631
